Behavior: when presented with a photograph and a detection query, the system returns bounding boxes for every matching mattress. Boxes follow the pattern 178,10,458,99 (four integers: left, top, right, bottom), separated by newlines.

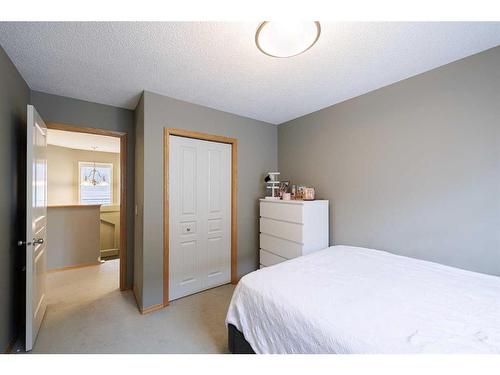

226,245,500,354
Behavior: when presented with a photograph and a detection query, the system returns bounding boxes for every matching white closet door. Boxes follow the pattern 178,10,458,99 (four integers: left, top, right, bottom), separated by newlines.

169,136,203,300
204,140,231,289
169,135,231,301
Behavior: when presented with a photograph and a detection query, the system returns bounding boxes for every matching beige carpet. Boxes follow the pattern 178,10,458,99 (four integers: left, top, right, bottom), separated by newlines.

27,260,235,353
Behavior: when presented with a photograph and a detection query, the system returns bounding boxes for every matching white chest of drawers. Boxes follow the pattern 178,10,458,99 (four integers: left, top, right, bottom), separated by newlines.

259,199,329,268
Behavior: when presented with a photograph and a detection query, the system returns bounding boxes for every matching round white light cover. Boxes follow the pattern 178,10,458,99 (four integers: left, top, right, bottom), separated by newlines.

256,22,321,58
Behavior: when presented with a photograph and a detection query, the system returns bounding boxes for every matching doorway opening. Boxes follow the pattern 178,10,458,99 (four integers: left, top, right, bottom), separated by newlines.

45,123,128,290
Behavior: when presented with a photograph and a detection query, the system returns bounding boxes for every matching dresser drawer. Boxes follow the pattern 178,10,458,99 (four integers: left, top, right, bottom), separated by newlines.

260,201,303,224
260,249,287,267
260,217,303,243
260,233,302,259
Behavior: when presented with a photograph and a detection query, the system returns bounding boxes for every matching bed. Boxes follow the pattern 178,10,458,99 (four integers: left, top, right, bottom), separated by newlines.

226,245,500,354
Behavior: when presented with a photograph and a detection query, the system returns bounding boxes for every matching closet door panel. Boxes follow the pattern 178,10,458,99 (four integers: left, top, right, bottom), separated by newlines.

203,143,231,288
169,137,202,300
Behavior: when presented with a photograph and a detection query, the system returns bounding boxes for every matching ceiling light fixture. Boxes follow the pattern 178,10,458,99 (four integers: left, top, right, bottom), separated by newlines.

255,21,321,58
82,146,109,187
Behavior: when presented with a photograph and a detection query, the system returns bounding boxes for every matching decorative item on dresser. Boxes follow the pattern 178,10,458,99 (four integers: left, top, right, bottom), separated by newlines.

259,199,329,268
264,172,281,200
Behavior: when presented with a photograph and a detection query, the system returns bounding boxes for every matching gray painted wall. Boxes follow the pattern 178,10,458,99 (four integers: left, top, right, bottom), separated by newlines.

0,46,30,351
133,94,144,307
137,91,277,307
30,91,136,287
278,46,500,276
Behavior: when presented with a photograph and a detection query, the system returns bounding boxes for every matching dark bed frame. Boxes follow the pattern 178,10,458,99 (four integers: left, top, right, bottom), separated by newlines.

227,324,255,354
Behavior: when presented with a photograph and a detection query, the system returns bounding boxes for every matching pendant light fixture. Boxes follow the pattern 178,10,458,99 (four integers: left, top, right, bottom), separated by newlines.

82,147,109,187
255,21,321,58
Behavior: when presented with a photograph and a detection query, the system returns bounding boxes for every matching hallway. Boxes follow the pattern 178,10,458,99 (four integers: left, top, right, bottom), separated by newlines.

24,260,234,353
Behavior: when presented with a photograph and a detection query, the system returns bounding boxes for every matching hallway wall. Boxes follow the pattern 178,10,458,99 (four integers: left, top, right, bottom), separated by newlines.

47,144,120,206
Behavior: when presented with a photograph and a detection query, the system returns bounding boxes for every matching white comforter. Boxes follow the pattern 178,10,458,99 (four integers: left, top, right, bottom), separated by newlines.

226,246,500,353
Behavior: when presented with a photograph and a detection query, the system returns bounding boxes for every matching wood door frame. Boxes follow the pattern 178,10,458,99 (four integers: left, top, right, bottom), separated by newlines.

46,122,129,291
163,128,238,307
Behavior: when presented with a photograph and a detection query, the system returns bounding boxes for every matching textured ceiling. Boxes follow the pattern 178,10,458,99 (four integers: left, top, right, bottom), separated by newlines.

0,22,499,124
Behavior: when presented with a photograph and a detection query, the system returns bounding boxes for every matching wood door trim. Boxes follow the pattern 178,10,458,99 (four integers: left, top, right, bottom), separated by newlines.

46,122,129,291
119,134,128,290
163,128,238,307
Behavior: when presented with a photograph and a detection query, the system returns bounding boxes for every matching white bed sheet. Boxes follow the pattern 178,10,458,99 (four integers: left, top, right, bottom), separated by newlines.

226,245,500,353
